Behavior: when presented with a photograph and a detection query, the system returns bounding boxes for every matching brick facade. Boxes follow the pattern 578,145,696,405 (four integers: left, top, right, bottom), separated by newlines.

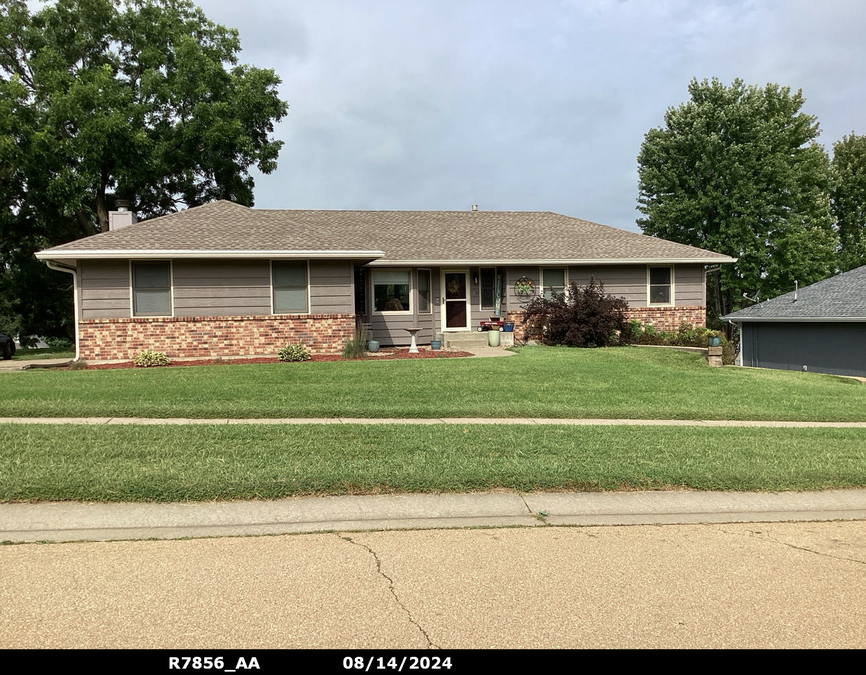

78,314,355,361
625,305,705,330
505,310,528,340
507,305,705,340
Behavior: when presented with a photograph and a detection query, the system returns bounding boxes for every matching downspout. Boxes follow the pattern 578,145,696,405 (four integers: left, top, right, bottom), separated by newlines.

44,261,81,362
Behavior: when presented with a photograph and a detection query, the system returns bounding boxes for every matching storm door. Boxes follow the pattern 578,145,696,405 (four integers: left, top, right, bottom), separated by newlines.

443,271,469,329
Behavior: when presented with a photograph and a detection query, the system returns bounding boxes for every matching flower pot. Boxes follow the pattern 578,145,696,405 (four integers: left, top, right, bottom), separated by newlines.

503,321,514,332
708,336,720,347
430,340,441,350
487,330,501,347
367,340,380,353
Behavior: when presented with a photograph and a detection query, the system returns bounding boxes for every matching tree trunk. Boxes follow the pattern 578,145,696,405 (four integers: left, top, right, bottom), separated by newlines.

95,179,108,232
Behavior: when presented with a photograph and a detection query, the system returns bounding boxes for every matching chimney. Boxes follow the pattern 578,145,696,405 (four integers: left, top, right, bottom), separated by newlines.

109,200,138,231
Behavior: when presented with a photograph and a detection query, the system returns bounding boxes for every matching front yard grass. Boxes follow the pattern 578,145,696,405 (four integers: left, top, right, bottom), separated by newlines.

2,424,865,502
11,347,75,361
1,346,865,421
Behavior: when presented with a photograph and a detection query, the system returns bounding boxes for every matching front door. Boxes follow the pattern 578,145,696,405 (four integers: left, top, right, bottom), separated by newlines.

443,271,469,330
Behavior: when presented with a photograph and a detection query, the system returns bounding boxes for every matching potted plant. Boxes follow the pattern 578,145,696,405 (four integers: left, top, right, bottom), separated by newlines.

706,330,721,347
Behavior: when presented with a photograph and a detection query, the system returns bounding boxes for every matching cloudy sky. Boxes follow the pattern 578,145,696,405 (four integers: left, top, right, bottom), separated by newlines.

192,0,865,232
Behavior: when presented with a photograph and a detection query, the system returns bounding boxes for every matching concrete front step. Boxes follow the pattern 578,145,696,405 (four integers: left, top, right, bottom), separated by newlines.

443,331,514,349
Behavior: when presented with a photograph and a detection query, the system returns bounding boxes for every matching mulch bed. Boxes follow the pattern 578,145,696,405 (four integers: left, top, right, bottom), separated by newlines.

78,347,474,370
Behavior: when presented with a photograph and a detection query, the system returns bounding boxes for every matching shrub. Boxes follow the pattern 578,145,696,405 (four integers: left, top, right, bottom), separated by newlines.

277,344,311,362
44,336,75,350
342,323,370,359
522,278,633,348
68,359,88,370
133,350,170,367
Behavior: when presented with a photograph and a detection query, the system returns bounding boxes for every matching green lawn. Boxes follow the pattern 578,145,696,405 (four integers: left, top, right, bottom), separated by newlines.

11,347,75,361
3,424,864,502
0,346,864,421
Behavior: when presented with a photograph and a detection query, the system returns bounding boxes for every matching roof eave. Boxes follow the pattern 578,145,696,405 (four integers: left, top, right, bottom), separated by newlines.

367,257,737,266
722,315,866,323
35,250,386,261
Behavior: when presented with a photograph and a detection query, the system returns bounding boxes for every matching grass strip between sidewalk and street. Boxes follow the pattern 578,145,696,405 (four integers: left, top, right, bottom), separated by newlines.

2,423,865,502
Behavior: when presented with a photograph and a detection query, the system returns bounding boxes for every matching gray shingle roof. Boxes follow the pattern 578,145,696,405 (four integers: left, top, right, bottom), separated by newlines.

38,200,735,264
723,265,866,321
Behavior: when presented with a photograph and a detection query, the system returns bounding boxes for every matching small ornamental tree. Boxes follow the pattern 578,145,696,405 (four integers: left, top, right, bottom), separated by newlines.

522,278,633,348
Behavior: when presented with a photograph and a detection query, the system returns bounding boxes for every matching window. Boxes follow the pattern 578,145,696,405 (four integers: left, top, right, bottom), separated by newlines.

542,268,566,299
272,261,308,313
132,261,171,316
417,269,431,313
374,270,410,312
649,266,672,305
480,268,496,309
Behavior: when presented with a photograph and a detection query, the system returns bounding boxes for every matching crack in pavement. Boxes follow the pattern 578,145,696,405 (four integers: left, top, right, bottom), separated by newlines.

717,526,866,567
339,535,438,649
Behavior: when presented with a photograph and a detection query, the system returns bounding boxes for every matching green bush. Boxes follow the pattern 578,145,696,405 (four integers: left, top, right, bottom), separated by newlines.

522,278,633,348
44,336,75,349
632,321,730,348
277,344,311,362
133,350,170,367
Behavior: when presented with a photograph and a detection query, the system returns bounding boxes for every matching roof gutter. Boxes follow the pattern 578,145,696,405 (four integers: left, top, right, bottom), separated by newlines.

35,250,386,261
43,261,80,362
720,316,866,323
366,257,738,267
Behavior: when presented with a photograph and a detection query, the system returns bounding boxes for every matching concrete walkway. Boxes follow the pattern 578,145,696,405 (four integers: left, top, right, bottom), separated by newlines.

0,357,71,371
3,489,866,543
1,415,865,427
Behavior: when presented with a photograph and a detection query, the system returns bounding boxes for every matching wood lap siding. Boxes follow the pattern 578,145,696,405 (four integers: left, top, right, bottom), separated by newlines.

173,260,271,316
568,266,648,306
309,261,354,314
673,265,705,306
79,260,131,318
79,259,355,320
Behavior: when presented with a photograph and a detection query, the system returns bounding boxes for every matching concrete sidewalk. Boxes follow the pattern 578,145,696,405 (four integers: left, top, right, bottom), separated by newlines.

3,489,866,543
0,357,71,371
2,415,866,427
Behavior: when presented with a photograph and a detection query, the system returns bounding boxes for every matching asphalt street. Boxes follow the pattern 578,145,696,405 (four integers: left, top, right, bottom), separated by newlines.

2,520,864,649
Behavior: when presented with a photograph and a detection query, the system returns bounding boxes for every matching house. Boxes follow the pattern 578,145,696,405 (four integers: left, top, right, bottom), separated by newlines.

36,201,735,361
722,265,866,378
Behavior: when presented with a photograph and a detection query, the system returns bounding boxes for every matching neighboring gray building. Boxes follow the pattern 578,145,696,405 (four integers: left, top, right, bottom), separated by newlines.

36,200,734,361
723,265,866,377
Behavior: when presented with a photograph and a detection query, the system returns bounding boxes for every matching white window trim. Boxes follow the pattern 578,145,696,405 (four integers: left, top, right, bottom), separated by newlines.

417,268,432,315
479,267,498,311
541,267,567,299
647,265,675,306
372,268,413,315
270,259,311,315
129,260,174,318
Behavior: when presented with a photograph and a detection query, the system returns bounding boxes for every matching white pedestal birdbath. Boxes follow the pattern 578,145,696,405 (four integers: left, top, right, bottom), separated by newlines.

405,327,421,354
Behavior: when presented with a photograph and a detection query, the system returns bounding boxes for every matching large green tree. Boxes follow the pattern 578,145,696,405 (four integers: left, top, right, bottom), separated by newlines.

636,78,837,326
831,133,866,272
0,0,288,340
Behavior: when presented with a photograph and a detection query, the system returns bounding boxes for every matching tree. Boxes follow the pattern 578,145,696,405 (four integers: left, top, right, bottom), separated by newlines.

831,133,866,271
522,278,633,348
0,0,288,340
636,78,837,326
